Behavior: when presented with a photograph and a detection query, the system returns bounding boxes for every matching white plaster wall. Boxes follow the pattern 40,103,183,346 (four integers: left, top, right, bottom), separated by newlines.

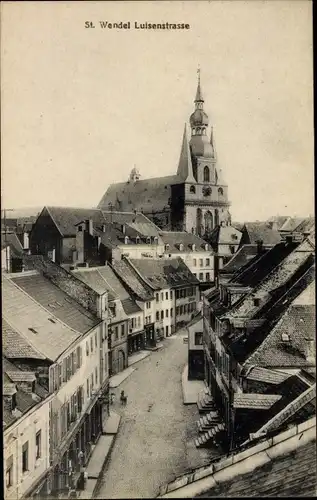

154,288,174,336
4,397,52,500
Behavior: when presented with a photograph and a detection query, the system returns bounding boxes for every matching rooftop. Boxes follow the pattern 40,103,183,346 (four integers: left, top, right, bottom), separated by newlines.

2,319,46,360
220,244,272,275
111,260,154,302
129,257,199,290
159,231,212,253
11,272,99,335
159,418,316,498
242,222,282,245
2,276,84,362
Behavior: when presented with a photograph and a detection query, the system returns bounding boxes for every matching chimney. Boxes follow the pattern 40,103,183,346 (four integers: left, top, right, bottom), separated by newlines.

76,224,85,264
304,337,315,364
256,239,263,254
3,385,17,412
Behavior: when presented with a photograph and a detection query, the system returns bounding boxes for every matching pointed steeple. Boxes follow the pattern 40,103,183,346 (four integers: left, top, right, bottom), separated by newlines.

195,66,204,102
177,124,195,182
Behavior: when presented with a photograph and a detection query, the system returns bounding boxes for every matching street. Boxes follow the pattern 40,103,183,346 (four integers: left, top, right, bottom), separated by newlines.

96,331,216,499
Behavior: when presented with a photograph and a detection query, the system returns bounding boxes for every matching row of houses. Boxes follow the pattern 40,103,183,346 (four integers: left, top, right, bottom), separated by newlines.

186,231,315,453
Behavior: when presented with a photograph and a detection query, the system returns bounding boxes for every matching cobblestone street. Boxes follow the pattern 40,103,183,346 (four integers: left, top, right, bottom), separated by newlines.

96,331,216,498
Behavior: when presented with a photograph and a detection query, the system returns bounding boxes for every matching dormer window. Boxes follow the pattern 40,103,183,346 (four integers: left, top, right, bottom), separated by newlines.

165,244,169,251
253,298,260,307
154,236,158,244
190,185,196,194
281,333,291,343
124,236,129,245
146,237,151,244
205,244,208,251
136,236,140,244
179,243,184,251
192,243,196,251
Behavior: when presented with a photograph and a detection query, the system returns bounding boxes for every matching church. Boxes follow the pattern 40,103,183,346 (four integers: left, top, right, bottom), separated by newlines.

98,72,231,237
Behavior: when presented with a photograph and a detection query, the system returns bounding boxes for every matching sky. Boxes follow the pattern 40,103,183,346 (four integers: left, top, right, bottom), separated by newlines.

1,0,314,222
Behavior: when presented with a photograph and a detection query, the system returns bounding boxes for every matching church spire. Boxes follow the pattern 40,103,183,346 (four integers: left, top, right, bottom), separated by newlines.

177,123,195,182
195,66,204,102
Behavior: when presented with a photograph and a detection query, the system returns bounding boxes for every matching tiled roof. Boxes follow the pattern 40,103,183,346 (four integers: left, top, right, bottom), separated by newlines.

227,241,314,320
245,366,291,385
220,244,272,274
97,266,131,300
121,298,142,315
280,216,306,232
101,210,156,226
3,319,46,360
98,175,182,214
233,393,282,409
246,304,315,368
3,384,17,396
196,437,316,498
127,221,161,238
294,216,315,234
11,273,99,334
73,268,116,299
129,257,199,289
6,371,36,383
158,231,212,253
2,277,83,361
111,260,154,301
266,215,290,229
44,206,106,237
242,222,282,245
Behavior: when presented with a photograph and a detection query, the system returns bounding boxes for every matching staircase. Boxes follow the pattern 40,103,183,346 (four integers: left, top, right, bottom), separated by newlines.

197,411,221,432
197,392,217,413
195,423,225,448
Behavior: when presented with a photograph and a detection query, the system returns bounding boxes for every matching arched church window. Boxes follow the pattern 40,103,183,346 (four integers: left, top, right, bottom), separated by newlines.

197,128,201,135
202,128,206,135
190,185,196,194
192,128,196,136
204,166,210,182
204,211,213,233
196,209,203,237
218,187,224,195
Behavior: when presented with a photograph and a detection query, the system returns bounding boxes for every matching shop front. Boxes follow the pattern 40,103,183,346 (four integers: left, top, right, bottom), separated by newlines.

128,330,146,355
144,323,156,347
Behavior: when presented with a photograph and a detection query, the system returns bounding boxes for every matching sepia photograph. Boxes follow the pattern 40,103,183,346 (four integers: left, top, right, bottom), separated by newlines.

1,1,315,498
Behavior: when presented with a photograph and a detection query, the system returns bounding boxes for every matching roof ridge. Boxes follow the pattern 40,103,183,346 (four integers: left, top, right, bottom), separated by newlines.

96,268,119,299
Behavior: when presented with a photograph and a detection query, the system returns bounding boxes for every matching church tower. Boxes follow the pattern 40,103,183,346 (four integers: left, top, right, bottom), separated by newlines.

181,69,231,236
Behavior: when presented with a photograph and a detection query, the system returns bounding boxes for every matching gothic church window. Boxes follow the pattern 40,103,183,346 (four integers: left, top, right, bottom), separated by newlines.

190,185,196,194
196,208,203,236
218,187,224,195
204,211,213,233
203,166,210,182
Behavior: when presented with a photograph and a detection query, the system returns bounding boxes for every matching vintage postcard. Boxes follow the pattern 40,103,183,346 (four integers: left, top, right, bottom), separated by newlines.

1,1,315,499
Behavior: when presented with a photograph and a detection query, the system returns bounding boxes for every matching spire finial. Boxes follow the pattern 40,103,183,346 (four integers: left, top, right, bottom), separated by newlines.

195,66,204,102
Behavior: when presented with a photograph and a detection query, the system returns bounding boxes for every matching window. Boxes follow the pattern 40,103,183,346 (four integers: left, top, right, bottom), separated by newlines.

170,308,173,316
190,185,196,193
166,309,169,317
146,301,151,309
6,457,13,488
90,337,93,353
95,367,98,385
193,259,197,266
199,273,204,281
22,442,29,473
193,273,197,278
138,316,141,327
199,259,203,267
95,333,97,347
195,332,203,345
253,298,260,307
165,291,168,300
156,311,159,321
156,293,159,302
176,306,180,315
203,166,210,182
166,326,169,336
86,379,89,398
218,187,224,195
115,326,119,340
161,292,164,301
206,272,210,281
229,245,235,254
180,305,184,315
170,290,173,299
35,431,41,460
161,310,164,320
121,324,125,337
206,258,210,266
